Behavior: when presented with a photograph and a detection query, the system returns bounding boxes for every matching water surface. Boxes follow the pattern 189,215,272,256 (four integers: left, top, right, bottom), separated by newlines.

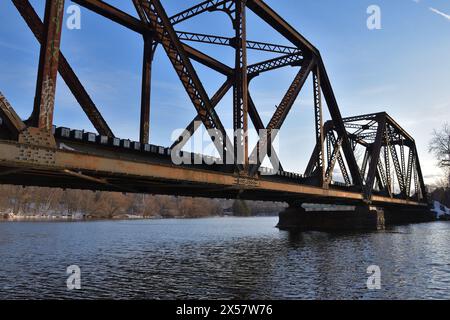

0,217,449,299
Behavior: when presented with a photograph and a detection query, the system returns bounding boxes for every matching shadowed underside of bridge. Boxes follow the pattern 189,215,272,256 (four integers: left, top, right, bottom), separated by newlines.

0,0,427,210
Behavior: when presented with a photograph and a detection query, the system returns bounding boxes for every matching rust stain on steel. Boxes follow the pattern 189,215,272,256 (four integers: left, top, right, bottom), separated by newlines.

34,0,65,131
0,91,26,132
0,140,426,207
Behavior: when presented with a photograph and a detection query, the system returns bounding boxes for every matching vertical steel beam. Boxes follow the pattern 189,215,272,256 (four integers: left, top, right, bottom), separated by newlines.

140,34,154,144
313,67,325,185
31,0,65,131
413,159,420,200
233,0,249,169
406,148,414,197
384,146,392,197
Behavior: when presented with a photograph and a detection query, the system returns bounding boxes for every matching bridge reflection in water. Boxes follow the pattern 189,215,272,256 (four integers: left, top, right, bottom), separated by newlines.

0,0,430,229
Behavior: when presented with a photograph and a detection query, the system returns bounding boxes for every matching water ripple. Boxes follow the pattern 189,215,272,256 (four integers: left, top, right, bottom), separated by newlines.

0,218,450,299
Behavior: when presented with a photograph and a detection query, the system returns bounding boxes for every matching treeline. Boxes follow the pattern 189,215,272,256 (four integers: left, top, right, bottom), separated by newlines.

430,187,450,207
0,185,285,219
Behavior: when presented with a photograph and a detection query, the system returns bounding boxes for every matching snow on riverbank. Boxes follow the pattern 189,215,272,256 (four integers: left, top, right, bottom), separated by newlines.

431,201,450,220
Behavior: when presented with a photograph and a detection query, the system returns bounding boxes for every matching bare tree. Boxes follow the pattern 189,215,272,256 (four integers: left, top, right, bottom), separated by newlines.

429,123,450,187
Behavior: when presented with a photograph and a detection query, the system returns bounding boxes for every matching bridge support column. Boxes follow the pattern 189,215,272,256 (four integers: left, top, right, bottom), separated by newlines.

277,203,385,231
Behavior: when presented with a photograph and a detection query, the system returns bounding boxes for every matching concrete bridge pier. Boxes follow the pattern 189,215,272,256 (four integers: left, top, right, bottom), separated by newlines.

383,207,435,225
277,203,385,231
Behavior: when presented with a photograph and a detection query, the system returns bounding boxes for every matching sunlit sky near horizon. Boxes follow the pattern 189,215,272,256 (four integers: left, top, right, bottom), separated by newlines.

1,0,449,185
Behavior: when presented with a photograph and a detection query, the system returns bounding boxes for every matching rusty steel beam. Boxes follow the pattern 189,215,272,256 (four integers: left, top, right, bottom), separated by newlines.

132,0,153,144
176,31,300,54
389,143,406,195
383,145,393,197
139,35,154,144
169,0,233,25
0,139,427,207
0,91,26,136
30,0,65,131
247,53,303,79
233,0,249,168
313,67,325,185
405,148,414,197
13,0,114,137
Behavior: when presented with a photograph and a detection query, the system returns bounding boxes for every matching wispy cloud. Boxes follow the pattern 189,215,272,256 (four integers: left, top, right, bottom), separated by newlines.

429,7,450,21
0,40,33,54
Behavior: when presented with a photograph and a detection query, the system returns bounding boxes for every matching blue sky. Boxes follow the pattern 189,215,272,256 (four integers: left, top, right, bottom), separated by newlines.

1,0,450,184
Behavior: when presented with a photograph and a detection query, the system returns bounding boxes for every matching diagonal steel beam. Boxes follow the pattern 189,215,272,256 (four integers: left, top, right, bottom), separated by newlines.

137,0,233,161
169,82,284,171
169,0,233,25
246,0,319,55
377,160,387,190
249,58,316,176
0,91,27,136
388,143,406,195
13,0,114,137
170,78,233,150
247,94,283,172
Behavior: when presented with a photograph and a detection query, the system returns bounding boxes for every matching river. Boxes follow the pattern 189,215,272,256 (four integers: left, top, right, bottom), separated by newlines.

0,217,449,299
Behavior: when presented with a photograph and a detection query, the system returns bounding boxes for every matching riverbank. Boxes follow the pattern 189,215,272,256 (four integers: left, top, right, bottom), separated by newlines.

0,213,279,222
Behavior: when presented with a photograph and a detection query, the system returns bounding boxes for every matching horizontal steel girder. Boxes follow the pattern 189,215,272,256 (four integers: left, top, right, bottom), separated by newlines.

0,139,427,207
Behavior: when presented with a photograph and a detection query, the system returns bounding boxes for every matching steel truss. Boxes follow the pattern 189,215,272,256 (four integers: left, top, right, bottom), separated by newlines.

0,0,427,204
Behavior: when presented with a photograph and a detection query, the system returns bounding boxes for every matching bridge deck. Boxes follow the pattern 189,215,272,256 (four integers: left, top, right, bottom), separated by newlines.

0,134,426,208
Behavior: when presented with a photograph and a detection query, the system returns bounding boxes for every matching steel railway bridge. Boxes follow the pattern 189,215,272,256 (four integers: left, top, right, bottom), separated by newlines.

0,0,428,215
